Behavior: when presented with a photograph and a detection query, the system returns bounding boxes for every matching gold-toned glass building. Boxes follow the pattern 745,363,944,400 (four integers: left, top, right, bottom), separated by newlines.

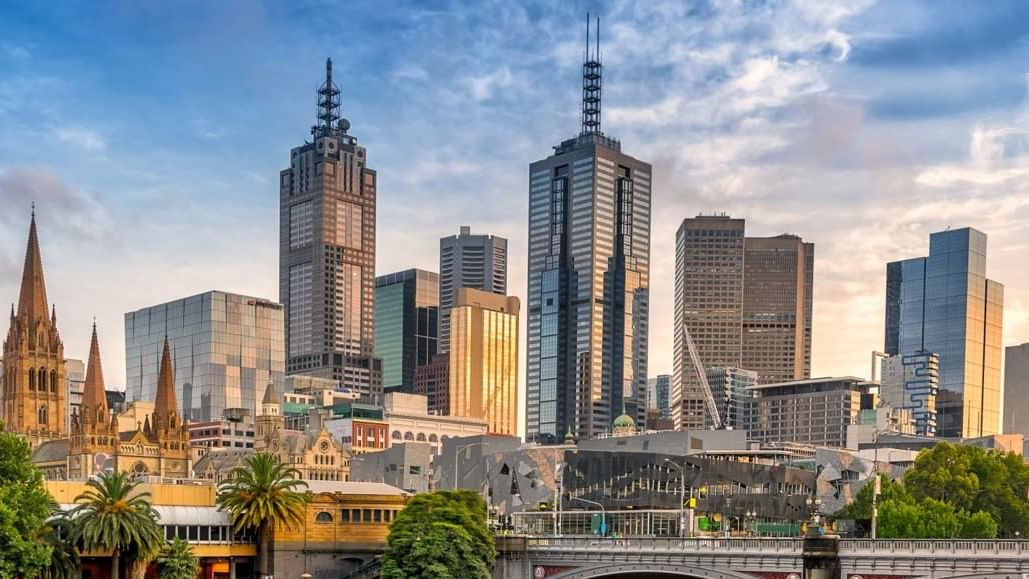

449,288,519,436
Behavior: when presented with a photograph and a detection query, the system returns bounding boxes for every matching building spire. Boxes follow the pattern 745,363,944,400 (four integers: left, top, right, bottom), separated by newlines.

82,322,109,423
17,209,50,324
580,13,603,137
314,57,345,137
154,336,179,430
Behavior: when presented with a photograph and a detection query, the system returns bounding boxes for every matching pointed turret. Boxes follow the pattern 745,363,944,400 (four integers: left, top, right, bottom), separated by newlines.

154,337,179,431
261,379,281,416
82,323,109,424
17,211,50,325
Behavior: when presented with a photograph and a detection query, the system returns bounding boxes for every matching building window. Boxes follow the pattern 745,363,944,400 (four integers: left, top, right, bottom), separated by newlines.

373,510,382,523
315,511,333,523
362,509,372,523
340,509,350,523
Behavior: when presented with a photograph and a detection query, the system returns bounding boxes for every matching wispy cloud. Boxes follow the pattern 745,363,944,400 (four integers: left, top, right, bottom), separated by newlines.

55,125,107,152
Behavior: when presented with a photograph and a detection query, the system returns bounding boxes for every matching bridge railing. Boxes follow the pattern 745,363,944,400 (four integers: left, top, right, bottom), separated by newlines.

526,536,803,554
840,539,1029,558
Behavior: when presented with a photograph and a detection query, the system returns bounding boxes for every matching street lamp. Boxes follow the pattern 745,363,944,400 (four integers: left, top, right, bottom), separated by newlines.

745,510,756,536
663,459,689,538
570,496,607,536
805,496,823,537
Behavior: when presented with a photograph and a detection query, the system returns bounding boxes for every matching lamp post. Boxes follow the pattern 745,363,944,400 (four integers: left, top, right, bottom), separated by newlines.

745,510,756,536
663,459,688,538
805,495,823,537
570,496,607,536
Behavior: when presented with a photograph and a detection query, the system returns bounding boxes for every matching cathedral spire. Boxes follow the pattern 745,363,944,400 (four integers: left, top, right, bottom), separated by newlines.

154,336,179,430
82,322,108,423
17,209,50,324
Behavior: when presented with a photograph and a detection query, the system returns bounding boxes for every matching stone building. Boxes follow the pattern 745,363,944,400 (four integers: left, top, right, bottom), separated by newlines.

34,332,192,480
1,212,67,447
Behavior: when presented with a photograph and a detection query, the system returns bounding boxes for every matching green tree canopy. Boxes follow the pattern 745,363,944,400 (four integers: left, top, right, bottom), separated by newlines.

0,421,53,579
380,490,496,579
157,538,200,579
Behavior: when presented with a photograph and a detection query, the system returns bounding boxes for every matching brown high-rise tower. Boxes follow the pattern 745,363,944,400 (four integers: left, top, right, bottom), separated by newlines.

1,212,67,446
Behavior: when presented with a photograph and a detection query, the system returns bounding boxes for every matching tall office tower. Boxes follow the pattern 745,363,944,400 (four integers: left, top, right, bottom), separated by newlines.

65,358,85,432
280,59,381,401
438,226,507,354
1,212,67,447
672,215,745,430
705,367,757,430
374,269,439,393
885,227,1003,438
448,288,520,435
742,235,814,384
125,291,285,422
1003,343,1029,435
880,352,939,436
646,374,671,419
526,19,652,442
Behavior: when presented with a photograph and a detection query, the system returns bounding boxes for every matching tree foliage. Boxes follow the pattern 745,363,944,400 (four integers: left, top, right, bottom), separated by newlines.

380,490,495,579
834,442,1029,538
216,453,308,578
0,421,53,579
157,538,200,579
38,505,81,579
70,471,164,579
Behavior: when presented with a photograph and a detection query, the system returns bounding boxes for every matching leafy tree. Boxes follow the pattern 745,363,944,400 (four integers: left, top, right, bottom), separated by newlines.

0,421,54,579
157,538,200,579
70,471,164,579
38,505,81,579
216,453,308,579
380,490,495,579
834,476,909,522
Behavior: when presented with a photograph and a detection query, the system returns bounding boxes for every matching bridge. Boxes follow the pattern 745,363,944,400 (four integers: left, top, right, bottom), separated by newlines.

493,536,1029,579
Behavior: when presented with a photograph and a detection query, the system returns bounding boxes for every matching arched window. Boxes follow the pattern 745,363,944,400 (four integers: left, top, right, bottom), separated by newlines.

37,368,47,393
28,369,35,391
429,434,439,444
416,433,427,442
50,369,57,393
37,405,47,426
403,432,414,441
391,430,402,440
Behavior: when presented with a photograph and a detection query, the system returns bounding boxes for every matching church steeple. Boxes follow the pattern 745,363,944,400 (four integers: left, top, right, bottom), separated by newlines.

17,210,51,327
82,322,109,424
153,336,179,431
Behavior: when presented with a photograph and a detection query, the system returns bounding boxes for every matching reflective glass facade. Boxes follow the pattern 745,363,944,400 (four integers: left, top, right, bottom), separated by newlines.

646,374,671,419
125,291,285,422
439,227,507,354
374,269,438,392
448,288,519,435
884,228,1003,438
526,132,651,442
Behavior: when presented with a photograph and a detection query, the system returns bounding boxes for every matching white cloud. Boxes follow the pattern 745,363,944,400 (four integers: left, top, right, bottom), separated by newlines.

55,125,107,152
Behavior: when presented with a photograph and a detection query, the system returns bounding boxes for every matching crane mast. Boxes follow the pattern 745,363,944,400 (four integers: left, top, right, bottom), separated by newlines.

681,323,723,429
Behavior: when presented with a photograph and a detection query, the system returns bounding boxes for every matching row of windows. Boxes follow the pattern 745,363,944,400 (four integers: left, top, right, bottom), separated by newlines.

315,508,399,524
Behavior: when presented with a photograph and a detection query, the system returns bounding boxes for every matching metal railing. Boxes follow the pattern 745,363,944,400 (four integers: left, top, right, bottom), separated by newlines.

840,539,1029,557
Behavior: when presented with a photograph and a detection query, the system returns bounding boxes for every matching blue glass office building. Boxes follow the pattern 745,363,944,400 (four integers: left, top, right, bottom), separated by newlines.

884,228,1003,438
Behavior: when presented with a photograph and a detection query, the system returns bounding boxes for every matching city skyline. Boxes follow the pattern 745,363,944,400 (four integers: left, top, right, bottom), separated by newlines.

2,1,1029,418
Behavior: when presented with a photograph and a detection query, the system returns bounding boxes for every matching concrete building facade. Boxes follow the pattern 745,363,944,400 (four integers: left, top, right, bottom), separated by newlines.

746,377,872,448
1004,343,1029,435
880,351,939,436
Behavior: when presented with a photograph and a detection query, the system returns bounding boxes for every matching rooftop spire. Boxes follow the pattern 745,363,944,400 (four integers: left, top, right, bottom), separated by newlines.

154,336,179,429
580,13,603,137
17,209,50,324
82,322,109,422
314,57,345,137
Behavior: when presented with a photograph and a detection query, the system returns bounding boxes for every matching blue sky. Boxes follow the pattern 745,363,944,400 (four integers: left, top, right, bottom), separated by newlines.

2,0,1029,392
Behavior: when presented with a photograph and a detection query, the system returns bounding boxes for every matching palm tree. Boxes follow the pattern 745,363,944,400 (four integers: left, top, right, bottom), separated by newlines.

216,453,309,579
70,472,163,579
38,504,80,579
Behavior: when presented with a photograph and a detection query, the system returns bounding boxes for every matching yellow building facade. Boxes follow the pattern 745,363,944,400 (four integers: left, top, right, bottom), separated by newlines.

448,288,520,435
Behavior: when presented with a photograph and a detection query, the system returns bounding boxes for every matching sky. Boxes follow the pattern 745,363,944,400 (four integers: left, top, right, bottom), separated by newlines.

1,0,1029,398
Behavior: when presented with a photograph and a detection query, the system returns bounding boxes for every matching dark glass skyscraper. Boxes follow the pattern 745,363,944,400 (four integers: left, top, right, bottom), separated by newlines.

885,227,1003,438
374,269,438,393
526,20,651,442
279,59,381,401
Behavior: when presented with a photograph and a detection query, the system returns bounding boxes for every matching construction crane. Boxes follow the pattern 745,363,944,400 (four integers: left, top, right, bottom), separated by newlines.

680,322,723,430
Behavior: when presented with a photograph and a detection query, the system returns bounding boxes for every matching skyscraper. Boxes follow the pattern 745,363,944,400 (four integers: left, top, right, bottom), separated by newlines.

885,227,1004,438
646,374,671,419
438,226,507,354
742,235,814,384
526,19,651,442
125,291,285,422
672,215,814,428
1,211,67,447
279,59,381,401
1003,343,1029,435
673,215,745,430
374,269,439,392
880,351,938,436
448,288,519,435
